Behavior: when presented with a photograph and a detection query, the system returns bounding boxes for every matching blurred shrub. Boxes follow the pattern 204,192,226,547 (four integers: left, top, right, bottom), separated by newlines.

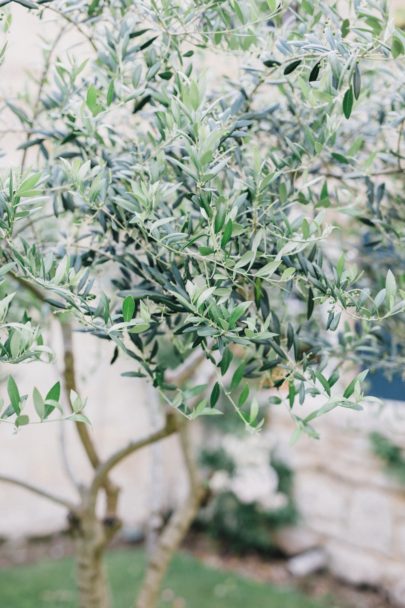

197,436,298,555
370,432,405,484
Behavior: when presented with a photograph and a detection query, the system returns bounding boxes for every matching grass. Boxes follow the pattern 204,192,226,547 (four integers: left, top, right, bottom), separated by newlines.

0,548,332,608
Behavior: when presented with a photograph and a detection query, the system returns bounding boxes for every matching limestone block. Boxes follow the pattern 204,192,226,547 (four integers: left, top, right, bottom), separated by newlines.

396,522,405,559
294,473,349,523
325,455,402,492
273,526,321,556
287,549,327,577
327,542,383,586
347,489,393,555
308,517,344,539
387,573,405,608
389,497,405,523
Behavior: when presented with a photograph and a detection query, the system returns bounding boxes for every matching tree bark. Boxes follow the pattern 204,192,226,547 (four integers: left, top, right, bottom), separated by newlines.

136,487,204,608
145,383,165,556
136,423,206,608
75,514,111,608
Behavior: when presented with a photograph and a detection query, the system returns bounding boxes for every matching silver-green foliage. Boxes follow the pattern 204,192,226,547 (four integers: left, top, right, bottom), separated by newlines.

0,0,404,434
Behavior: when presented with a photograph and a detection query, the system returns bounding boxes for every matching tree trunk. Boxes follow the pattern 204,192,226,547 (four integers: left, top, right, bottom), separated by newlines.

145,383,165,556
75,515,111,608
136,487,205,608
136,423,206,608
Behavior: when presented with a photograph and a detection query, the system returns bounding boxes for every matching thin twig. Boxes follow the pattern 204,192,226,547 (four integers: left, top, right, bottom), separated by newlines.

43,4,98,52
396,118,404,172
21,24,67,171
0,473,77,511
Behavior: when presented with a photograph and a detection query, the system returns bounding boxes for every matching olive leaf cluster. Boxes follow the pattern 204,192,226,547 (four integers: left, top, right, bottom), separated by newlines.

0,0,404,435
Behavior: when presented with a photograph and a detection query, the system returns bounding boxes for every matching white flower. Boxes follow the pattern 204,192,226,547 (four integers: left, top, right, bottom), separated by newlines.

210,470,231,494
230,465,279,505
259,491,288,511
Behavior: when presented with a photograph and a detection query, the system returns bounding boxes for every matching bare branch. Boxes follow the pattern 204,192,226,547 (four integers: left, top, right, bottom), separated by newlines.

43,5,98,52
0,473,77,512
313,168,404,180
20,24,67,172
61,322,101,469
60,322,120,515
88,413,179,508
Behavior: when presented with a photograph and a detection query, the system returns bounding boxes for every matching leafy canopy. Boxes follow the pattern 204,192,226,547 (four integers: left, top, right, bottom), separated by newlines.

0,0,404,435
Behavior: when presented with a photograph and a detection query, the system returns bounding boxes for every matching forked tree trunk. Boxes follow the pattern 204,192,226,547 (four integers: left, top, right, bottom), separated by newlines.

75,514,111,608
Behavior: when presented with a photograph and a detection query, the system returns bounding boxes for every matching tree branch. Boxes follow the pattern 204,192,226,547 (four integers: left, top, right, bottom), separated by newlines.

5,274,120,514
61,322,101,469
7,275,105,477
60,321,120,515
0,473,77,512
312,168,404,180
7,276,102,479
9,272,46,303
58,415,81,491
88,413,179,509
20,24,67,172
42,4,98,52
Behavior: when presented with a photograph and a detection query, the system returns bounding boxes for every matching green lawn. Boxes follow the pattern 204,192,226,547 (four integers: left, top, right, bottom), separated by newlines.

0,549,333,608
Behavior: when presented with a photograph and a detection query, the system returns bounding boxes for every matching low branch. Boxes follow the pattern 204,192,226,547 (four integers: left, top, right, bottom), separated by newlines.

7,275,119,510
9,272,118,514
88,413,179,508
0,473,77,512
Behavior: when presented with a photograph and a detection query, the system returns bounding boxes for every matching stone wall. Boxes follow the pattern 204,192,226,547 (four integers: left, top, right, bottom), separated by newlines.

271,398,405,606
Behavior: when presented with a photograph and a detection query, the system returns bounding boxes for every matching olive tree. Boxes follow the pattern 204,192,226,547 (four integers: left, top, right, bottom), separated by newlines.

0,0,404,607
